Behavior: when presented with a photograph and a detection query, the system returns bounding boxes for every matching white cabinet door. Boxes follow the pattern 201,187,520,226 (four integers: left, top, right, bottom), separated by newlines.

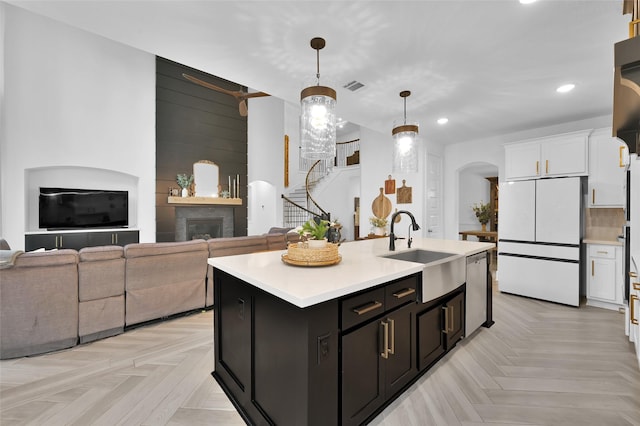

589,257,617,301
541,133,588,177
505,142,541,180
588,132,627,207
535,177,581,244
498,180,535,241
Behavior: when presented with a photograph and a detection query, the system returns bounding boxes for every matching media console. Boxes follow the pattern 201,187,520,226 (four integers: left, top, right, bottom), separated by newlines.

25,229,139,251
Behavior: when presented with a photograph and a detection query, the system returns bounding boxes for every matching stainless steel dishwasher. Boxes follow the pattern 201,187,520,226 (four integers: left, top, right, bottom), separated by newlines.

466,251,487,335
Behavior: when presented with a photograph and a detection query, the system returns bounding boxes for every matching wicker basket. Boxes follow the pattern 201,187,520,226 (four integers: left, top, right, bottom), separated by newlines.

283,241,340,266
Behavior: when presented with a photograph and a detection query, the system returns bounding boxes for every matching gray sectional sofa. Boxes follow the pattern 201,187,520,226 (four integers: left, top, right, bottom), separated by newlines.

0,231,296,359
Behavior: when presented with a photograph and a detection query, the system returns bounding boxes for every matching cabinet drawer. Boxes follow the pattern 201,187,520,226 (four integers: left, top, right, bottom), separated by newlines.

341,287,385,330
588,245,616,259
385,276,418,311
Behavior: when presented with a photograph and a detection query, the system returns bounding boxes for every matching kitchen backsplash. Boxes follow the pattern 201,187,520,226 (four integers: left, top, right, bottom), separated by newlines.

585,208,625,241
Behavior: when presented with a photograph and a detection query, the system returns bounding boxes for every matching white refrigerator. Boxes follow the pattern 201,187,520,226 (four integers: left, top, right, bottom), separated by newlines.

497,177,583,306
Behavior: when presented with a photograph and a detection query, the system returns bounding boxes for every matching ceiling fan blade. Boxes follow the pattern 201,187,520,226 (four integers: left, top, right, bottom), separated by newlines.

182,73,241,99
242,91,270,100
239,100,248,117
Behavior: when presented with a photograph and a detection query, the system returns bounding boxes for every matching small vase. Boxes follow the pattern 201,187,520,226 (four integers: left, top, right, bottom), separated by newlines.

374,227,385,236
307,238,327,249
181,187,188,197
481,223,487,232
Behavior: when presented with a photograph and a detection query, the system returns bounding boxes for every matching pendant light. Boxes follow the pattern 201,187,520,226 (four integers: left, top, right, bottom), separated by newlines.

300,37,337,160
392,90,419,173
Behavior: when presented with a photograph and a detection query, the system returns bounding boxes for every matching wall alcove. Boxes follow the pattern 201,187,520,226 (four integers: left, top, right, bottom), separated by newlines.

25,166,139,232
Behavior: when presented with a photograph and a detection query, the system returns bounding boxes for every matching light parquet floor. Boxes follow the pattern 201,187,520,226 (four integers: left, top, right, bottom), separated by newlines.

1,283,639,425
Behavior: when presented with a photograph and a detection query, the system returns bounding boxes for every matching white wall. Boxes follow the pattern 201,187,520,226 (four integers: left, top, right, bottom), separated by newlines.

359,127,427,240
0,5,156,249
442,115,612,240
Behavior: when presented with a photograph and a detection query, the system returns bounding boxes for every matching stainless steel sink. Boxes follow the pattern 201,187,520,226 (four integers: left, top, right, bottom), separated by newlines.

382,249,466,303
383,249,458,264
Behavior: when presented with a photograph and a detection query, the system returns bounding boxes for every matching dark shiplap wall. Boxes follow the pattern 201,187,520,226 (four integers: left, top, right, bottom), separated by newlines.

156,57,248,241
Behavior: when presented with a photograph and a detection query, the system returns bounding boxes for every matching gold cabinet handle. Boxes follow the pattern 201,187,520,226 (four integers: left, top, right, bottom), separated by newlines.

631,295,639,325
392,288,416,299
353,301,382,316
449,306,455,332
380,321,390,359
620,145,626,168
596,251,608,255
545,159,549,174
592,189,595,205
388,318,395,355
591,260,594,276
536,161,539,175
443,306,450,334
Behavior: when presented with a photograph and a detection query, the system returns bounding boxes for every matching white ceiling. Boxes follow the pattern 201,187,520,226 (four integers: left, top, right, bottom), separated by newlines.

7,0,632,145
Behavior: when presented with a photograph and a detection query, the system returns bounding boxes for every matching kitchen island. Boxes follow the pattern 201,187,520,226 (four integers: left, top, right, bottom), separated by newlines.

208,237,494,425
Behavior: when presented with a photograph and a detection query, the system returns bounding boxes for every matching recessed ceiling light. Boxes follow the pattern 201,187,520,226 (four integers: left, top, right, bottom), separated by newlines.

519,0,537,4
437,117,449,125
556,84,575,93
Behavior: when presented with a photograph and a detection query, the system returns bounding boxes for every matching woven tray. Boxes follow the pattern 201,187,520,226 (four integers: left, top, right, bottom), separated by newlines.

282,242,341,267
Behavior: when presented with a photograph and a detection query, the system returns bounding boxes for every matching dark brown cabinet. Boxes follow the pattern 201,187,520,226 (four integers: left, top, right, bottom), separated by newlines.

25,230,138,251
417,289,465,371
213,267,468,426
341,278,418,426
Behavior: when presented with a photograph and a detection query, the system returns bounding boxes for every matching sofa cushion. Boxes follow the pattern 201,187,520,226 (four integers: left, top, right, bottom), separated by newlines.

208,235,269,257
13,249,78,268
79,245,124,262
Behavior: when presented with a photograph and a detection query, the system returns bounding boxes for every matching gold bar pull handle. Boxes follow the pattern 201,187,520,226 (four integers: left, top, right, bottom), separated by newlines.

380,321,389,359
592,189,595,205
591,260,595,276
449,306,455,332
392,288,416,299
59,235,63,248
388,318,395,355
631,295,639,325
353,301,383,316
545,159,549,174
536,161,539,175
443,306,449,334
620,145,626,168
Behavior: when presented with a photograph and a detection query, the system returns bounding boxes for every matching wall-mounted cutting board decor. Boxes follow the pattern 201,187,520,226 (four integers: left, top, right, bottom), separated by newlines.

384,175,396,194
397,180,412,204
371,188,392,219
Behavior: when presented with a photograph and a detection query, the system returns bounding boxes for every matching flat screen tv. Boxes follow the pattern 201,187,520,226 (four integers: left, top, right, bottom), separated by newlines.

39,187,128,230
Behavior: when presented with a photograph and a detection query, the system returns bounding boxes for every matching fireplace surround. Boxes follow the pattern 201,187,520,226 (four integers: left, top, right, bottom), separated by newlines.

175,206,234,241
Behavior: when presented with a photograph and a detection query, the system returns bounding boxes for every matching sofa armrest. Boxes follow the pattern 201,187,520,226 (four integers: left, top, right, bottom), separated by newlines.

13,249,78,268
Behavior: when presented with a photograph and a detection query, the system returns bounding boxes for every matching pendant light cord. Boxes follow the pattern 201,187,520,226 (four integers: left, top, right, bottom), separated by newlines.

316,49,321,85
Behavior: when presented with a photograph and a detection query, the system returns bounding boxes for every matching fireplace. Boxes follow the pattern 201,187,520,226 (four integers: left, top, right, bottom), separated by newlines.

175,206,234,241
187,218,223,240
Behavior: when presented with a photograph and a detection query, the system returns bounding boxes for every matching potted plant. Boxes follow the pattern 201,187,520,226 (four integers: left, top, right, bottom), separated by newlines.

176,173,194,197
472,201,492,231
297,218,330,248
369,216,388,236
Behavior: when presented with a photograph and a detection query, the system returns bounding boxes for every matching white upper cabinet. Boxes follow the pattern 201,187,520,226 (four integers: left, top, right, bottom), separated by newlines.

588,129,628,208
505,130,590,181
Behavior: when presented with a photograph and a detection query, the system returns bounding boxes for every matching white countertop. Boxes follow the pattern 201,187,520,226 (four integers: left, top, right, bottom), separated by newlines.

208,237,494,308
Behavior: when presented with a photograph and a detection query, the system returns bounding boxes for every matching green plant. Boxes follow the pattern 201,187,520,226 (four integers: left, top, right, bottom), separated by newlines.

176,173,194,189
472,201,492,225
298,219,330,240
369,216,388,228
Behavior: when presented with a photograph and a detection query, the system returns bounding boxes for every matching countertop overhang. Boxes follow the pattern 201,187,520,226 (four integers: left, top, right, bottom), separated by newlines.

208,237,494,308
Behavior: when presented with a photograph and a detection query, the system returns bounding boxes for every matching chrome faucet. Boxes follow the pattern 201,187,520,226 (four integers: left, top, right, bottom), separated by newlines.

389,210,421,251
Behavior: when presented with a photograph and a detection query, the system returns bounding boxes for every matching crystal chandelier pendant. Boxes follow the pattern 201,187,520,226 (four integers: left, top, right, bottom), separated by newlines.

392,91,419,173
300,37,337,160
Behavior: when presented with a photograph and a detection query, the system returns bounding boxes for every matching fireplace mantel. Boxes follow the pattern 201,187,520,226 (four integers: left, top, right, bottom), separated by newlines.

167,196,242,206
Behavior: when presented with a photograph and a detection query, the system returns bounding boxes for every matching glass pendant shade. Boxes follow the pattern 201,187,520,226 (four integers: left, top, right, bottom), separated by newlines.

300,85,337,160
392,123,419,173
